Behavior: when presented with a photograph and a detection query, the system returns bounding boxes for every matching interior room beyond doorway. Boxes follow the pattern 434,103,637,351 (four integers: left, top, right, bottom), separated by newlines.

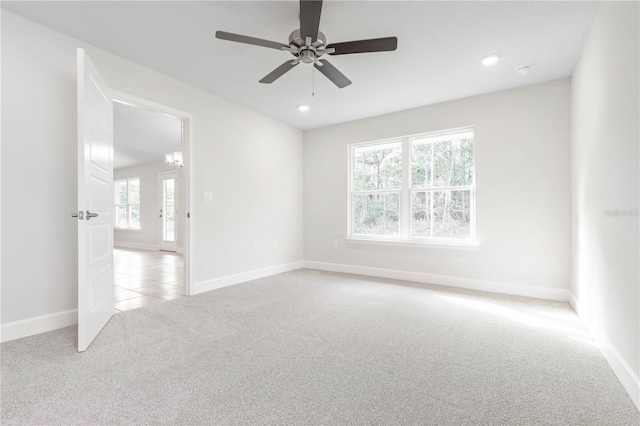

112,100,186,312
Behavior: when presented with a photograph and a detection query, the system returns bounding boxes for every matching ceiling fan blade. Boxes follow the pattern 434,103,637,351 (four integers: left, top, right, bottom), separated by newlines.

327,37,398,55
259,61,300,84
216,31,286,50
314,59,351,88
300,0,323,42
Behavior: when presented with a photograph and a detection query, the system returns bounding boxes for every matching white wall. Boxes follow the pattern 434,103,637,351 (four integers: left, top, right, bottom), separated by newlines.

1,11,304,327
304,79,572,298
114,161,185,251
571,1,639,408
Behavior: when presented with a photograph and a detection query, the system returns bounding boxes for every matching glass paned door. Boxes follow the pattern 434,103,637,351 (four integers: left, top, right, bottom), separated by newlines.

163,178,175,241
159,171,178,252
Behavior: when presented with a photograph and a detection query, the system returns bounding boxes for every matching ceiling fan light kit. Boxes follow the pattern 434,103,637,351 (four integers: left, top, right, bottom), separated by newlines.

215,0,398,89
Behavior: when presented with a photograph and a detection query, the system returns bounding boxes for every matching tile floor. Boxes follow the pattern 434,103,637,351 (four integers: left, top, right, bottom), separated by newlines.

113,247,184,313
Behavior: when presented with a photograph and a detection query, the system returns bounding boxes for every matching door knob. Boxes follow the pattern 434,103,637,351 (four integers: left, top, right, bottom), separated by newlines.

85,211,99,220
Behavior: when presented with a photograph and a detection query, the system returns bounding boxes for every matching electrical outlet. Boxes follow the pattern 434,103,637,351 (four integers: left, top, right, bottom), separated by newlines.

272,241,277,250
332,240,338,249
253,243,258,252
203,191,213,202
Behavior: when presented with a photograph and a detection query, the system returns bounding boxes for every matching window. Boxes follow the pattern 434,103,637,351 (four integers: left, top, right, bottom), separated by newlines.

349,128,475,244
114,178,141,229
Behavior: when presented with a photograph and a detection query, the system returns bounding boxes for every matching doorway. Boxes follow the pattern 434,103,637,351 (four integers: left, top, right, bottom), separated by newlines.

111,93,193,313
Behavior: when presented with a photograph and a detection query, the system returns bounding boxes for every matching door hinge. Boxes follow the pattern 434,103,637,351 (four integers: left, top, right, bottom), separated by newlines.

187,212,191,218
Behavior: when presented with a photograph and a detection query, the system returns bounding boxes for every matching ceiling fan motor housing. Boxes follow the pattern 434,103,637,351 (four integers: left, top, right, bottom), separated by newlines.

289,29,326,48
288,29,328,64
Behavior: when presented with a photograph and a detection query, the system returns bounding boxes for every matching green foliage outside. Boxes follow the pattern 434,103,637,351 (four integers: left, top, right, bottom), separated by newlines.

353,143,401,235
411,136,473,238
353,135,474,239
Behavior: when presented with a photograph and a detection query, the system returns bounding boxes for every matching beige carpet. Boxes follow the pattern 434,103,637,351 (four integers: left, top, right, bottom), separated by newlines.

2,269,638,425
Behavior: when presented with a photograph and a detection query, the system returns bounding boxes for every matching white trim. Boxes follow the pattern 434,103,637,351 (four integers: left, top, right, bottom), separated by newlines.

345,237,479,250
177,247,184,254
194,261,304,294
303,260,570,302
569,291,580,315
594,333,640,411
1,309,78,343
114,241,159,251
112,91,191,120
185,114,195,296
570,292,639,411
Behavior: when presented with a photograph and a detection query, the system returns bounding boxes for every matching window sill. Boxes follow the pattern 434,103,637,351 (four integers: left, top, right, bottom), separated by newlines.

344,238,479,250
114,228,141,232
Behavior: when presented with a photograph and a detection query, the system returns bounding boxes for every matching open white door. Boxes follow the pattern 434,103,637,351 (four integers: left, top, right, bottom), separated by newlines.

77,48,114,352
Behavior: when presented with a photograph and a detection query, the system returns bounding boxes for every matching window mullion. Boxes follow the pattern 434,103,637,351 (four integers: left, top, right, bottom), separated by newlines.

352,189,401,195
401,137,411,239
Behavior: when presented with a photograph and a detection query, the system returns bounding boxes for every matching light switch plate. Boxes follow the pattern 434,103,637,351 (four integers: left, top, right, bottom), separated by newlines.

203,191,213,202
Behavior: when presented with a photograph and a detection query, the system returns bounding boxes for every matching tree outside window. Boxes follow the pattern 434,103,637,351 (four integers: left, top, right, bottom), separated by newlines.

350,129,475,243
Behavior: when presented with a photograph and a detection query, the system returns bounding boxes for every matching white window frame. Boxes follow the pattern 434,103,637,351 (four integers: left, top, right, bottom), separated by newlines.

347,127,476,248
114,177,141,230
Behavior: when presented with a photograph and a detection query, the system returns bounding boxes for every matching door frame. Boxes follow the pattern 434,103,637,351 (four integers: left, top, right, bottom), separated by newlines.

112,90,195,297
158,170,179,252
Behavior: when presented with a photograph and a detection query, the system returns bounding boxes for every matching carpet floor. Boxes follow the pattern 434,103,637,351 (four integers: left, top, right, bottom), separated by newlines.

1,269,638,425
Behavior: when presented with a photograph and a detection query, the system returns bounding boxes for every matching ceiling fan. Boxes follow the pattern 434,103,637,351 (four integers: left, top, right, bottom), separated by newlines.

215,0,398,89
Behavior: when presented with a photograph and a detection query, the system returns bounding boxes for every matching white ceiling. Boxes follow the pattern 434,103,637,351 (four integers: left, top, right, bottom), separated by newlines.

3,1,600,130
113,102,182,170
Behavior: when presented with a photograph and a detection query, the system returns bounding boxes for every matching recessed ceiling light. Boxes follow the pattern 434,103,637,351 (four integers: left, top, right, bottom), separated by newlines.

481,54,501,66
298,105,310,112
516,65,532,75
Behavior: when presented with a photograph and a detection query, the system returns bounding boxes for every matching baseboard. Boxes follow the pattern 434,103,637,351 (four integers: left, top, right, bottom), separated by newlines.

303,260,570,302
114,241,159,251
194,261,305,294
570,292,639,411
595,332,640,411
1,309,77,343
569,291,580,315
